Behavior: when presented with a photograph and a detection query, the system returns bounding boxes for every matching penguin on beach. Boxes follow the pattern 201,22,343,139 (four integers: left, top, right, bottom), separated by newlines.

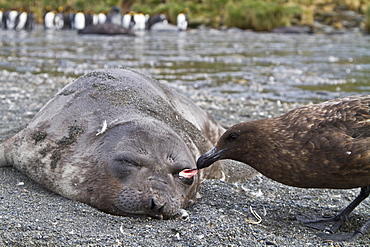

106,6,122,25
15,8,27,30
133,12,146,30
73,11,86,30
54,6,65,30
43,6,56,29
24,10,35,30
177,8,188,31
97,12,107,24
147,13,168,30
6,9,18,29
122,11,135,30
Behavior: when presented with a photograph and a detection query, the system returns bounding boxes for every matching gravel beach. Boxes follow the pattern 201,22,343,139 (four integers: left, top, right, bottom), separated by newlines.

1,71,370,246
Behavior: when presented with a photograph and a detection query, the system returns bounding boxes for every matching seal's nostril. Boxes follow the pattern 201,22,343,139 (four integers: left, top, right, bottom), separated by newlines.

147,197,166,219
150,198,156,211
148,197,166,213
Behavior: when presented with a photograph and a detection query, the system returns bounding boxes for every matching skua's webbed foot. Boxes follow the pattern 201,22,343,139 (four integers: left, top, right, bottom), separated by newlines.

297,215,345,233
316,230,363,242
297,186,370,241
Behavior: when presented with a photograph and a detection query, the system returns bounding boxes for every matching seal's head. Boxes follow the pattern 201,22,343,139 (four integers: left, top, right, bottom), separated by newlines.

78,119,200,219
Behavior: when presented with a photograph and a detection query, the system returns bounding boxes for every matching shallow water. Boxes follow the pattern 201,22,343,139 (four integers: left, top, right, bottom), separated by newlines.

1,26,370,104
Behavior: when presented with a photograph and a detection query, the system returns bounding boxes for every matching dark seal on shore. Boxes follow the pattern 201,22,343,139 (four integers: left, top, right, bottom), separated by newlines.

0,68,225,219
78,23,134,35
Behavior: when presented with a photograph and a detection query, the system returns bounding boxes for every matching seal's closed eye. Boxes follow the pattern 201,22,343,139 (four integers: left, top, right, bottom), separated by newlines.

113,156,140,167
110,155,141,180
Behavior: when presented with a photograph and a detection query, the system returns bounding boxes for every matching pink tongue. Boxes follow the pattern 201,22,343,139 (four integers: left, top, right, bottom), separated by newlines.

179,169,199,179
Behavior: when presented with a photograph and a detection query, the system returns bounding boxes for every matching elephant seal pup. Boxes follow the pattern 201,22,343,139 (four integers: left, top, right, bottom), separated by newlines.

0,68,225,219
78,23,134,35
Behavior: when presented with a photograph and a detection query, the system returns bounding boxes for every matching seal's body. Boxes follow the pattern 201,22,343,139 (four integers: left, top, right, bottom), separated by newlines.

0,69,225,219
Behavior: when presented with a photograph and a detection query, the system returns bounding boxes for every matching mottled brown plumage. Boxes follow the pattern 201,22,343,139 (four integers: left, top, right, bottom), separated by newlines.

197,95,370,241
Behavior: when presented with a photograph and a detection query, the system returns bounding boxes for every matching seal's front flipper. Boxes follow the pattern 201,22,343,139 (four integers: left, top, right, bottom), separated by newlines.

0,142,12,167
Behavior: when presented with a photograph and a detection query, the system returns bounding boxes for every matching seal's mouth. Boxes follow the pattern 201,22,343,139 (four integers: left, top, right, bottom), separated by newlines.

148,212,164,220
179,169,199,179
112,205,159,218
112,205,181,220
112,195,180,220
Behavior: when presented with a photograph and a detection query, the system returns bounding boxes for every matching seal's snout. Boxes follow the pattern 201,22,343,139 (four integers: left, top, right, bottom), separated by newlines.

149,198,165,212
147,197,166,219
197,147,225,169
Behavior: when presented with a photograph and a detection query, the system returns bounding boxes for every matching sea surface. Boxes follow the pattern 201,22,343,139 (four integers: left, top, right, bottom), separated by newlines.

1,26,369,104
